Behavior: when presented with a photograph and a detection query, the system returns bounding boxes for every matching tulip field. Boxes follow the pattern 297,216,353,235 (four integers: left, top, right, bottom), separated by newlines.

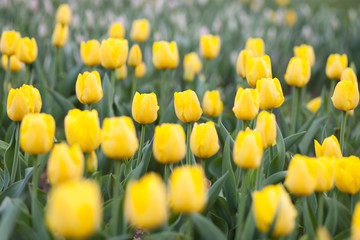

1,0,360,239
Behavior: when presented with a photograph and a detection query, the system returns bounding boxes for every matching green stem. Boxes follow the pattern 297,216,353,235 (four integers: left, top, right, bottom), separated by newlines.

0,57,11,124
185,215,193,240
340,111,347,153
111,69,116,104
242,120,248,131
164,164,171,183
136,124,146,166
255,162,263,190
235,169,248,240
111,160,122,236
131,68,137,99
291,86,299,134
160,70,167,123
24,63,30,85
201,159,205,171
32,155,39,199
10,122,20,184
317,192,324,225
51,47,59,89
186,122,193,165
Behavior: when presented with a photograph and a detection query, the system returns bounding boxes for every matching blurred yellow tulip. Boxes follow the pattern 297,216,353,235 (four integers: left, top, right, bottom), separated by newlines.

135,62,146,78
115,64,128,80
1,54,23,72
341,67,358,84
130,19,151,42
294,44,315,67
246,55,272,87
335,156,360,194
108,22,125,39
255,111,276,148
51,24,69,47
16,37,38,63
326,54,348,80
284,57,311,87
352,202,360,240
236,49,249,78
199,34,221,59
75,71,103,104
233,88,259,120
331,80,359,111
190,122,220,159
1,30,21,55
202,90,223,117
307,97,321,113
285,9,297,27
152,41,179,69
174,90,202,123
256,77,284,109
183,52,202,74
314,135,342,159
80,40,101,66
100,38,128,69
132,92,159,124
314,157,335,192
55,4,72,25
245,38,265,57
128,44,142,67
87,151,98,174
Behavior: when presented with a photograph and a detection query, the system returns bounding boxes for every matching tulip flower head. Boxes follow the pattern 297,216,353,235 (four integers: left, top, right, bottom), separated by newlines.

202,90,223,117
1,54,23,72
1,30,21,55
199,34,221,59
256,77,284,109
255,111,277,148
190,122,220,159
307,97,321,113
132,92,159,124
233,88,259,120
314,135,342,159
236,49,249,78
335,156,360,194
284,57,311,87
326,54,348,80
246,55,272,87
100,38,128,69
135,62,146,78
55,4,72,25
245,38,265,57
130,19,151,42
128,44,142,67
52,24,69,47
108,22,125,39
116,64,128,80
294,44,315,67
16,37,38,64
80,40,101,66
313,157,335,192
341,67,358,84
152,41,179,69
174,90,202,123
76,71,103,104
352,202,360,240
331,79,359,111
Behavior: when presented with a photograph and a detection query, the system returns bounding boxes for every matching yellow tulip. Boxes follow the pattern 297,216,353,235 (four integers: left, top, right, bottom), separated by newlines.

232,88,259,120
183,52,202,75
45,180,102,239
190,122,220,159
255,111,276,148
101,116,139,159
100,38,128,69
314,135,342,159
284,155,317,196
236,49,249,78
316,227,332,240
246,55,272,87
87,151,98,174
108,22,125,39
284,57,311,87
135,62,146,78
152,41,179,69
115,64,127,80
51,24,69,47
1,30,21,55
199,34,221,59
352,203,360,240
256,77,284,109
124,173,168,229
341,67,358,84
245,38,265,57
75,71,103,104
331,80,359,111
7,84,42,121
80,40,101,66
326,54,348,80
335,156,360,194
275,0,290,6
132,92,159,124
128,44,142,67
16,37,38,64
1,54,23,72
55,4,72,25
64,109,102,153
47,143,84,186
285,9,297,27
348,109,355,116
294,44,315,67
252,184,297,237
202,90,223,117
314,157,335,192
153,123,186,164
174,90,202,123
130,19,151,42
307,97,321,113
169,165,208,213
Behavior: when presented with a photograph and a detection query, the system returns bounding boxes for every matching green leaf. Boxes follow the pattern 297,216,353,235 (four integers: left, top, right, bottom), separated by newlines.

284,131,307,150
47,87,75,112
303,197,316,239
269,124,285,175
208,157,222,178
204,171,229,213
99,73,114,120
261,171,287,188
13,221,39,240
3,127,17,189
325,196,351,234
0,167,33,202
241,207,256,240
299,116,327,154
144,232,184,240
216,120,234,148
333,229,351,240
191,213,227,240
0,197,22,240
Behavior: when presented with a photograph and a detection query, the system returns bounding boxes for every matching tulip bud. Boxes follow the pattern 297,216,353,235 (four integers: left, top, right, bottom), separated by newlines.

75,71,103,104
236,50,249,78
352,203,360,240
100,38,128,69
47,143,84,186
87,151,98,174
16,37,38,64
128,44,142,67
314,135,342,159
51,24,69,47
64,109,102,153
45,180,102,239
348,109,355,117
130,19,151,42
255,111,276,148
331,80,359,111
190,122,220,159
233,88,259,120
115,64,128,80
174,90,202,123
252,184,297,237
184,69,195,82
199,34,221,59
307,97,321,113
152,41,179,69
202,90,223,117
132,92,159,124
245,38,265,57
101,116,139,160
256,77,284,109
285,9,297,27
1,54,23,72
293,44,315,67
326,54,348,80
314,157,335,192
284,155,317,196
183,52,202,75
246,55,272,87
80,40,101,66
55,4,72,25
1,30,21,55
135,62,146,78
275,0,290,6
108,22,125,39
284,57,311,87
125,173,168,229
169,165,208,213
7,84,42,121
335,156,360,194
341,67,358,84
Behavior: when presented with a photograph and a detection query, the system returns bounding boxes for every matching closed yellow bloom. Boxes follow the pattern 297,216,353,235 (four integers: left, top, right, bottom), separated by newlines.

255,111,276,148
20,113,55,155
174,90,202,123
184,69,195,82
331,80,359,111
233,88,259,120
80,40,101,66
132,92,159,124
75,71,103,104
348,109,355,116
153,124,186,164
100,38,128,69
87,151,98,174
246,55,272,87
245,38,265,57
183,52,202,74
16,37,38,64
326,54,348,80
294,44,315,67
317,227,332,240
236,49,249,78
352,203,360,240
256,77,284,109
190,122,220,159
51,24,69,47
284,57,311,87
135,62,146,78
55,4,72,25
128,44,142,67
116,64,127,80
169,165,208,213
47,143,84,186
314,157,335,192
108,22,125,39
202,90,223,117
1,30,21,55
65,109,102,153
7,84,42,121
307,97,321,113
252,184,297,237
199,34,221,59
130,19,151,42
1,54,23,72
45,180,102,239
152,41,179,69
285,9,297,27
101,116,139,159
335,156,360,194
125,173,168,229
284,155,317,196
341,67,358,84
314,135,342,159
